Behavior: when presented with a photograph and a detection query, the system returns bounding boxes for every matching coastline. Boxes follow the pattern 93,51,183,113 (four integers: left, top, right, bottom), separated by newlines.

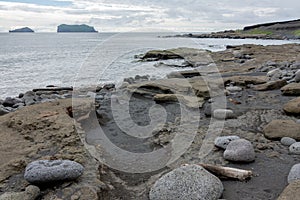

1,43,300,199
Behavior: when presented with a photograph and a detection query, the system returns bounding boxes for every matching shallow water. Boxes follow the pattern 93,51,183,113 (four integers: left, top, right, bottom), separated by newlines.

0,32,299,99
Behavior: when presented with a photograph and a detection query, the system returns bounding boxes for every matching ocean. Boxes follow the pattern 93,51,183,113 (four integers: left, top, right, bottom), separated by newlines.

0,32,299,99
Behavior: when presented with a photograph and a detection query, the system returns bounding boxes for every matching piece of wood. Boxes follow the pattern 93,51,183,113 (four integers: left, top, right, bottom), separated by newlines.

198,163,253,181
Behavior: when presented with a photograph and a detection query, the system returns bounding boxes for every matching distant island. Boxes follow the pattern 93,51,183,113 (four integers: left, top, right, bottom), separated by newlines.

167,19,300,40
57,24,98,33
9,27,34,33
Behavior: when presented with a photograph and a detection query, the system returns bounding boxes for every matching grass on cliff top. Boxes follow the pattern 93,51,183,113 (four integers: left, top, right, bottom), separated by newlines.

244,28,273,35
293,30,300,37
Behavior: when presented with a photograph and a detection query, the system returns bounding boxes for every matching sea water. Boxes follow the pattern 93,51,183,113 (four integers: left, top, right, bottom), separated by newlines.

0,32,299,99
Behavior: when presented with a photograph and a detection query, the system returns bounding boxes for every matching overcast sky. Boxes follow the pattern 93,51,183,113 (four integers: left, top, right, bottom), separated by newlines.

0,0,299,32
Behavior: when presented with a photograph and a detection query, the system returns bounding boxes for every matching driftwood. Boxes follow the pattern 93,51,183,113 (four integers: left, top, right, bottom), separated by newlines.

198,163,253,181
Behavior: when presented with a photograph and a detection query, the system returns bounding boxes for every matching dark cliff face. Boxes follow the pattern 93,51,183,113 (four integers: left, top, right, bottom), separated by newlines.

57,24,98,32
9,27,34,33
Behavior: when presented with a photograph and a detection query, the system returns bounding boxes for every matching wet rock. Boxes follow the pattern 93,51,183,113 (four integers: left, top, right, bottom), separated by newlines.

24,160,84,184
0,105,10,116
281,83,300,96
277,180,300,200
213,109,235,120
223,139,255,162
0,185,40,200
264,120,300,140
288,164,300,183
283,97,300,115
149,164,223,200
289,142,300,154
214,135,240,149
23,91,36,106
2,97,15,107
281,137,297,146
253,80,287,91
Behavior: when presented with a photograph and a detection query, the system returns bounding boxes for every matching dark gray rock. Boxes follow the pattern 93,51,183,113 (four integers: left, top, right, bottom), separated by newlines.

223,139,255,162
214,135,240,149
295,69,300,83
289,142,300,154
281,137,297,146
24,160,84,184
288,163,300,183
23,91,36,106
0,105,10,116
149,164,223,200
2,97,15,107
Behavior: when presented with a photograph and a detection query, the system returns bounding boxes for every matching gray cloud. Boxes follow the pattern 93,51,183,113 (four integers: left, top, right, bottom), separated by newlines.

0,0,299,32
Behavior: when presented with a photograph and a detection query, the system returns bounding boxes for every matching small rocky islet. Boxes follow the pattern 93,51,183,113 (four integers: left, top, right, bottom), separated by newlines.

1,43,300,199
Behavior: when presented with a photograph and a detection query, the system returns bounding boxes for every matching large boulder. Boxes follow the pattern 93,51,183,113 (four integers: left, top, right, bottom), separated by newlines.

283,97,300,115
263,120,300,140
149,165,223,200
281,83,300,95
278,180,300,200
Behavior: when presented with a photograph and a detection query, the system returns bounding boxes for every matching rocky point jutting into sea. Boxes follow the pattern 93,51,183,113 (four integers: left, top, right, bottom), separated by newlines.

1,40,300,199
168,19,300,40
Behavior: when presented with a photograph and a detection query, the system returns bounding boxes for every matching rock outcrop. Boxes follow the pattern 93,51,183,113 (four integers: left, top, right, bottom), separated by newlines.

57,24,97,32
9,27,34,33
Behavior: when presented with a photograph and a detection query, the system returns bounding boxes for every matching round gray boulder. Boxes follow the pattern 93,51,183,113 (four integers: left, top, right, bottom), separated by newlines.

149,164,223,200
24,160,84,184
223,139,255,162
281,137,297,146
288,163,300,183
289,142,300,154
214,135,240,149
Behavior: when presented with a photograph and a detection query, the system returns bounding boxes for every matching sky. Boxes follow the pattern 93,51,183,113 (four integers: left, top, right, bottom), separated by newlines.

0,0,299,32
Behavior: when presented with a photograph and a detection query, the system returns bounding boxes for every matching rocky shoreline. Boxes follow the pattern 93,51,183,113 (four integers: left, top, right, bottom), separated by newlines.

166,19,300,40
1,43,300,199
